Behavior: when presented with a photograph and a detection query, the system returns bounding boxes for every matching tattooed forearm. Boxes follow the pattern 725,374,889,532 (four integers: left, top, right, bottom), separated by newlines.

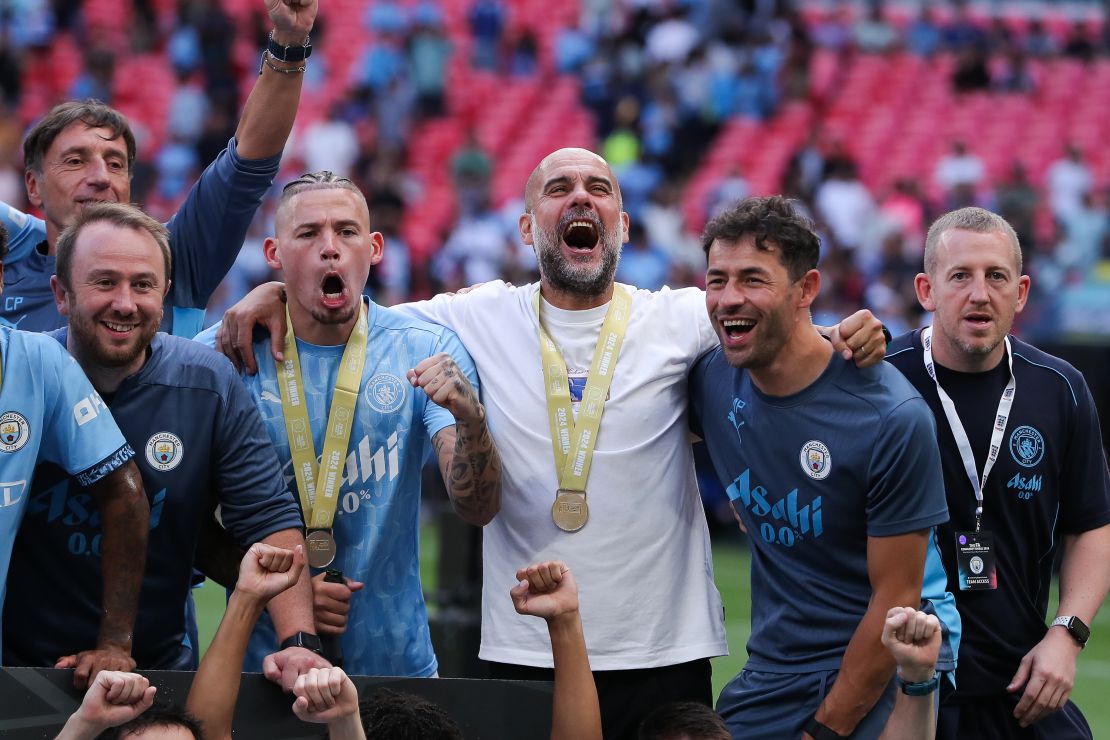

435,409,503,526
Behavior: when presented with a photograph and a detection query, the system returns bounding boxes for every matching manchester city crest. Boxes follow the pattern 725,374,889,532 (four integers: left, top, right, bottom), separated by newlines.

0,411,30,453
146,431,184,471
1008,425,1044,468
365,372,406,413
800,440,832,480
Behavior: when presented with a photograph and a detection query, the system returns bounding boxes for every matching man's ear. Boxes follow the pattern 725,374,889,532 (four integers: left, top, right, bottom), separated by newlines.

798,268,821,309
914,273,936,312
50,274,70,316
263,237,282,271
519,212,534,246
25,169,43,209
368,231,385,266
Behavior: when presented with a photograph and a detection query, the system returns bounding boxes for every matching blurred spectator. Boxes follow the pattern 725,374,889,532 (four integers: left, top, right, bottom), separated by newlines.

1057,191,1108,273
942,5,987,53
303,105,359,177
952,48,991,92
353,30,406,93
1023,18,1059,57
906,7,942,57
934,140,984,195
602,97,641,168
816,157,875,252
854,5,898,54
366,0,406,35
1047,144,1093,221
451,131,492,217
993,161,1038,261
506,30,539,76
367,188,411,306
993,47,1036,93
810,6,853,51
469,0,504,70
408,9,451,118
166,71,210,143
645,6,698,64
433,206,513,289
616,222,671,291
70,48,114,102
1063,21,1097,63
642,181,701,273
879,179,928,251
708,166,750,220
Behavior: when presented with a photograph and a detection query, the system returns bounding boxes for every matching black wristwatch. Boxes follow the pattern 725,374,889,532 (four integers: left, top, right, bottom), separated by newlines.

280,631,323,655
1051,615,1090,647
266,30,312,62
805,717,848,740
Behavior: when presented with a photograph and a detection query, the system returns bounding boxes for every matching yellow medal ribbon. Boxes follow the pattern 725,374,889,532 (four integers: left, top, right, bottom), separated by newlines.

533,286,631,494
278,302,368,531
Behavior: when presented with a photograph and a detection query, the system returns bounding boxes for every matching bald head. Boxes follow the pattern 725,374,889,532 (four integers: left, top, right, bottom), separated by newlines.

524,148,622,212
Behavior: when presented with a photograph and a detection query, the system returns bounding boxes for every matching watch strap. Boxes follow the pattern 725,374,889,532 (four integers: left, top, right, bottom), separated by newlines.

280,631,323,654
805,717,847,740
266,30,312,63
1051,615,1090,646
897,670,940,696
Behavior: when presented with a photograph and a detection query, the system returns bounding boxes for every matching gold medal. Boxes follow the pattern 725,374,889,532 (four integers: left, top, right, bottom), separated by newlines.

552,490,588,532
305,529,337,569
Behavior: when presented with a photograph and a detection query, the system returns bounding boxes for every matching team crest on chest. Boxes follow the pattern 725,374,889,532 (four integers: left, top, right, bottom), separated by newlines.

1008,425,1044,468
0,411,30,452
146,432,184,471
365,373,406,413
800,440,832,480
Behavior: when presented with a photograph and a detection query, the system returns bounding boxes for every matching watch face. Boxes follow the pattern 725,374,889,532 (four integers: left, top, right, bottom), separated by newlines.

1070,617,1091,644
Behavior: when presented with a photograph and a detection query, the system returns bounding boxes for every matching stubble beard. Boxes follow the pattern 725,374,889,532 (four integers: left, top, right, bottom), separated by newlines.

533,213,623,298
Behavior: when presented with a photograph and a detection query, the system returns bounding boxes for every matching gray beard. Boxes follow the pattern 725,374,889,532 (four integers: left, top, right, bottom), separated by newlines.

533,218,622,298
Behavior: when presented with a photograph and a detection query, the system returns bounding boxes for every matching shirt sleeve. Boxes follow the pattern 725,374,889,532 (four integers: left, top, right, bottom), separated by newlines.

1058,374,1110,534
422,328,476,440
0,201,46,264
164,137,280,311
37,341,133,485
212,362,305,545
866,396,950,537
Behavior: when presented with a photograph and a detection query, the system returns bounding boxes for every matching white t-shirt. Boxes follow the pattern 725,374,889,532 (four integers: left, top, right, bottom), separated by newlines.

400,282,728,670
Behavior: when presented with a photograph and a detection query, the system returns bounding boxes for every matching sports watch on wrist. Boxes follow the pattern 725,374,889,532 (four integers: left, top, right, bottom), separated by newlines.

280,631,324,655
266,30,312,63
805,717,848,740
1051,615,1090,647
897,669,940,696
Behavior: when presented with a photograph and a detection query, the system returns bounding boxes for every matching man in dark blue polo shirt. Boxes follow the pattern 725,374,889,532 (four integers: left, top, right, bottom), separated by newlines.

3,203,327,690
887,207,1110,739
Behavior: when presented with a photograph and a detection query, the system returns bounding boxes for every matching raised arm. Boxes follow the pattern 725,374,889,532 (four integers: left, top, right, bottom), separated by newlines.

186,543,306,740
808,530,929,737
55,672,157,740
878,607,941,740
510,561,602,740
412,352,502,526
235,0,318,160
55,461,149,688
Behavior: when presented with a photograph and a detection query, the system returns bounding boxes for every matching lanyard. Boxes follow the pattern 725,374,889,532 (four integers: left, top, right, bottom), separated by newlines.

278,303,368,530
921,325,1015,531
533,286,631,492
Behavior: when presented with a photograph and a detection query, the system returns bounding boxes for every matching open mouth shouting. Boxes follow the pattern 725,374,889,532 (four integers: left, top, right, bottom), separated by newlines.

560,216,600,253
321,272,348,309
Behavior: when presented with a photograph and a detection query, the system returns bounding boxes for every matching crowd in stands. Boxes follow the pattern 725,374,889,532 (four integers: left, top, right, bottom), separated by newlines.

1,0,1108,338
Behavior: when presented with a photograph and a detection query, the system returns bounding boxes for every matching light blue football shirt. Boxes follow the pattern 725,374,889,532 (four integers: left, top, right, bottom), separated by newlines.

197,300,477,676
0,326,133,656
